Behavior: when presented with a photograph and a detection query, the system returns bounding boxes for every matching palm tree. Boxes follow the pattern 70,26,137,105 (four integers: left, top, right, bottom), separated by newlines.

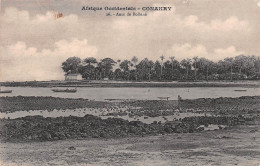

169,56,175,80
199,58,211,81
120,60,131,81
148,60,154,82
181,58,192,80
193,56,198,80
169,56,175,72
131,56,138,81
84,57,97,79
224,57,234,81
84,57,97,66
160,55,165,79
101,58,116,79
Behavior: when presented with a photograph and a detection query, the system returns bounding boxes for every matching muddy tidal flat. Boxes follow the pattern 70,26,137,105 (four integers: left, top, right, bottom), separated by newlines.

0,124,259,166
0,96,259,165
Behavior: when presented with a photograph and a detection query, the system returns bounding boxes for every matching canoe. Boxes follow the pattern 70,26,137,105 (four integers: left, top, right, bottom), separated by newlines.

0,90,12,93
234,90,247,92
51,89,77,93
158,97,170,100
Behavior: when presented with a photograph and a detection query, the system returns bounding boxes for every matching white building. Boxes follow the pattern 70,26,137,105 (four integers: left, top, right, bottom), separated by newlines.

65,74,82,81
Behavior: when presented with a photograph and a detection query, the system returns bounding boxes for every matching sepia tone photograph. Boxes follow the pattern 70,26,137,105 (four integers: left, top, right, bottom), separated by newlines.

0,0,260,165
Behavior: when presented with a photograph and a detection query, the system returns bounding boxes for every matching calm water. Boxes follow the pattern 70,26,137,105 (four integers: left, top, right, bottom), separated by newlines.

0,86,259,101
0,107,207,124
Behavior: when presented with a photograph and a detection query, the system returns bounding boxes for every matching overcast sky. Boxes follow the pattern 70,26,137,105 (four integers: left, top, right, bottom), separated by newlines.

1,0,260,81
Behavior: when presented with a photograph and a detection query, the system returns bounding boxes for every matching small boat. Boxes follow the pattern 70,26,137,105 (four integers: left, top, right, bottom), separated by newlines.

0,90,12,93
158,97,170,100
0,87,12,93
234,89,247,92
51,88,77,93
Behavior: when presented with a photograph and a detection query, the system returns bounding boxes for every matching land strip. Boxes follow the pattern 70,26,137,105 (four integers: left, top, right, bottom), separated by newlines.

1,80,260,88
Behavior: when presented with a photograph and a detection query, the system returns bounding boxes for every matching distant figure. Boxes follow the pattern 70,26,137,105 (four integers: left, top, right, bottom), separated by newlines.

177,95,182,108
178,95,182,101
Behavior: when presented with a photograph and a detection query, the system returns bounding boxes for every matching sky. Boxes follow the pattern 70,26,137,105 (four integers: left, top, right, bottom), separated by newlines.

0,0,260,81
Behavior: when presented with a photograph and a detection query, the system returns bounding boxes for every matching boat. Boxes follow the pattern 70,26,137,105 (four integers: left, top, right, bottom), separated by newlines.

234,89,247,92
158,97,170,100
0,87,12,93
51,88,77,93
0,90,12,93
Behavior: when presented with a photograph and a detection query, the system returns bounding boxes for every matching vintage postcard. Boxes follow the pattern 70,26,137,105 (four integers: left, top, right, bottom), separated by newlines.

0,0,260,165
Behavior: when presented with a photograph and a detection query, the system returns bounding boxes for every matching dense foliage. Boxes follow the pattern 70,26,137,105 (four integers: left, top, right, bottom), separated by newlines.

61,55,260,81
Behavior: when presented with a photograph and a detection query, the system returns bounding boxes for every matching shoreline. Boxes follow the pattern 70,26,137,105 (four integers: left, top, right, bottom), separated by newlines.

1,95,260,114
1,80,260,88
0,95,259,142
1,95,259,165
1,113,257,142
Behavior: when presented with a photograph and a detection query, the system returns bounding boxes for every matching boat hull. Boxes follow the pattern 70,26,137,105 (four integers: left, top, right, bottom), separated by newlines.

51,89,77,93
0,90,12,93
234,90,247,92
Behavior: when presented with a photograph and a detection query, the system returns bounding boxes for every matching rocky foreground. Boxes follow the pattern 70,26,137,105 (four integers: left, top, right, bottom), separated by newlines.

1,122,259,166
0,95,259,142
0,114,257,142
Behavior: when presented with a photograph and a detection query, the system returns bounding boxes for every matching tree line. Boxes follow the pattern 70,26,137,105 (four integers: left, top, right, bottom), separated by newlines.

61,55,260,81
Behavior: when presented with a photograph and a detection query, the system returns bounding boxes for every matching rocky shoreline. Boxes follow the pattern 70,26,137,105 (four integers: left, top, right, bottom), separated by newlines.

179,96,260,115
0,96,107,113
1,114,257,142
0,95,259,142
1,96,260,116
